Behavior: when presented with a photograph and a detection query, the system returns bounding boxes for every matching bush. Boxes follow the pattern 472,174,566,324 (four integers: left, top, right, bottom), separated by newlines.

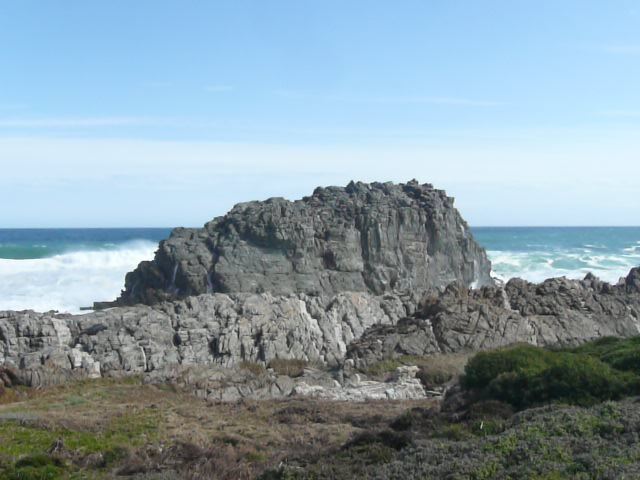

462,344,640,409
569,336,640,374
532,355,636,406
462,345,553,391
4,454,64,480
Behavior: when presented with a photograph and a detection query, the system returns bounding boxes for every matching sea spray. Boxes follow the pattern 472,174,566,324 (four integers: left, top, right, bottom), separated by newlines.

0,240,157,313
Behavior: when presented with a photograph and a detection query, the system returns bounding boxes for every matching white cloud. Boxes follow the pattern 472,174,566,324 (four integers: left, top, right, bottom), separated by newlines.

0,133,639,226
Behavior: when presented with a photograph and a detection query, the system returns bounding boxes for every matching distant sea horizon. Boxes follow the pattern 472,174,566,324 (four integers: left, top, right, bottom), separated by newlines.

1,226,639,314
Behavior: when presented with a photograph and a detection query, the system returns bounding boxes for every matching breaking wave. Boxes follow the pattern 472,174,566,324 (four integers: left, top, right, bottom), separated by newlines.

487,247,640,284
0,240,157,314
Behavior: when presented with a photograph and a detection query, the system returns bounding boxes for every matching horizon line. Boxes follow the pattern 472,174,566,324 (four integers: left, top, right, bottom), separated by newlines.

2,225,640,230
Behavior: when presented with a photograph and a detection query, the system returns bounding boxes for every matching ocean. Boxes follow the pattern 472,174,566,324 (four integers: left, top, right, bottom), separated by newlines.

0,227,638,314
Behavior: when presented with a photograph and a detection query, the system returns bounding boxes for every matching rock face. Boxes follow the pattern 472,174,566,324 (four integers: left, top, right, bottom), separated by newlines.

3,269,640,401
0,291,413,388
346,272,640,368
118,180,493,305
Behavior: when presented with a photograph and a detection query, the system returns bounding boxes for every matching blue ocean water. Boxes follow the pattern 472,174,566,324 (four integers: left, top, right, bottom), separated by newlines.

0,227,638,313
0,229,169,313
0,228,170,259
473,227,640,283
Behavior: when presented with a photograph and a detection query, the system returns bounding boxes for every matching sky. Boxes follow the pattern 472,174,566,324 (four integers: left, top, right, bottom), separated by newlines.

1,0,639,227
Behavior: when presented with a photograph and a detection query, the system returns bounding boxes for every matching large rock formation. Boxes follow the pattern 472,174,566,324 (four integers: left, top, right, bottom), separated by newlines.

2,180,639,402
3,269,640,401
118,180,493,305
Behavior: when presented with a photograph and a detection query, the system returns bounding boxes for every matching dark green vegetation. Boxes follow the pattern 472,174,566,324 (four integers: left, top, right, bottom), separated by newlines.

463,338,640,409
4,337,640,479
266,337,640,479
269,399,640,479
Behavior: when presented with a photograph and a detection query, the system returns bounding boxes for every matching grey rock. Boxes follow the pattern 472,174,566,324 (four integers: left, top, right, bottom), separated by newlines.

118,180,493,305
0,291,410,387
624,267,640,293
292,365,427,401
145,363,429,402
347,269,640,368
3,265,640,400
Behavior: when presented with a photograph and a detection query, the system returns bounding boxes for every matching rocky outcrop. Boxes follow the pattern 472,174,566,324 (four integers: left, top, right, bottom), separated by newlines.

3,269,640,401
0,291,413,389
2,179,639,401
291,366,427,401
118,180,493,305
346,270,640,368
148,363,428,402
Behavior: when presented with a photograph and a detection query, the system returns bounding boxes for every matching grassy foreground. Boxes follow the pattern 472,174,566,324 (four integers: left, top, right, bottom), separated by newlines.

4,337,640,478
0,377,429,479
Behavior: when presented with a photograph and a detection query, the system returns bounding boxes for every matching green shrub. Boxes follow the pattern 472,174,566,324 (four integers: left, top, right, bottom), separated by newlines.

462,345,553,390
531,354,637,406
569,336,640,374
462,344,640,409
416,368,453,389
4,454,64,480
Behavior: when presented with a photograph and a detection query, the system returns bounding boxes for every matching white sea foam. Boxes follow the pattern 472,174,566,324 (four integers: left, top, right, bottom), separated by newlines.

0,240,157,314
487,249,640,284
2,234,638,314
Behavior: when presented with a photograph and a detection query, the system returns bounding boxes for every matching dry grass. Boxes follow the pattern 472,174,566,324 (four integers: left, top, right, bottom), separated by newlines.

363,353,471,388
267,358,308,377
0,376,436,479
239,361,267,376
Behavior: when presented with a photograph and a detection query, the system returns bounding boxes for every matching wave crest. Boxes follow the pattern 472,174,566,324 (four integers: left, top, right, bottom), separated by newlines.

0,240,157,314
488,247,640,284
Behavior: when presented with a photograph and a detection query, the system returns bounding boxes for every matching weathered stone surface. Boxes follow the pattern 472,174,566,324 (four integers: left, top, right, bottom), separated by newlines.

292,366,427,401
0,291,411,388
2,268,640,400
346,269,640,368
625,267,640,293
118,180,493,305
145,363,429,402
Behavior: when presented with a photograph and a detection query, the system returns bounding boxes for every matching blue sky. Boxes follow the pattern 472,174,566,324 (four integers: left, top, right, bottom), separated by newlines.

1,0,639,227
